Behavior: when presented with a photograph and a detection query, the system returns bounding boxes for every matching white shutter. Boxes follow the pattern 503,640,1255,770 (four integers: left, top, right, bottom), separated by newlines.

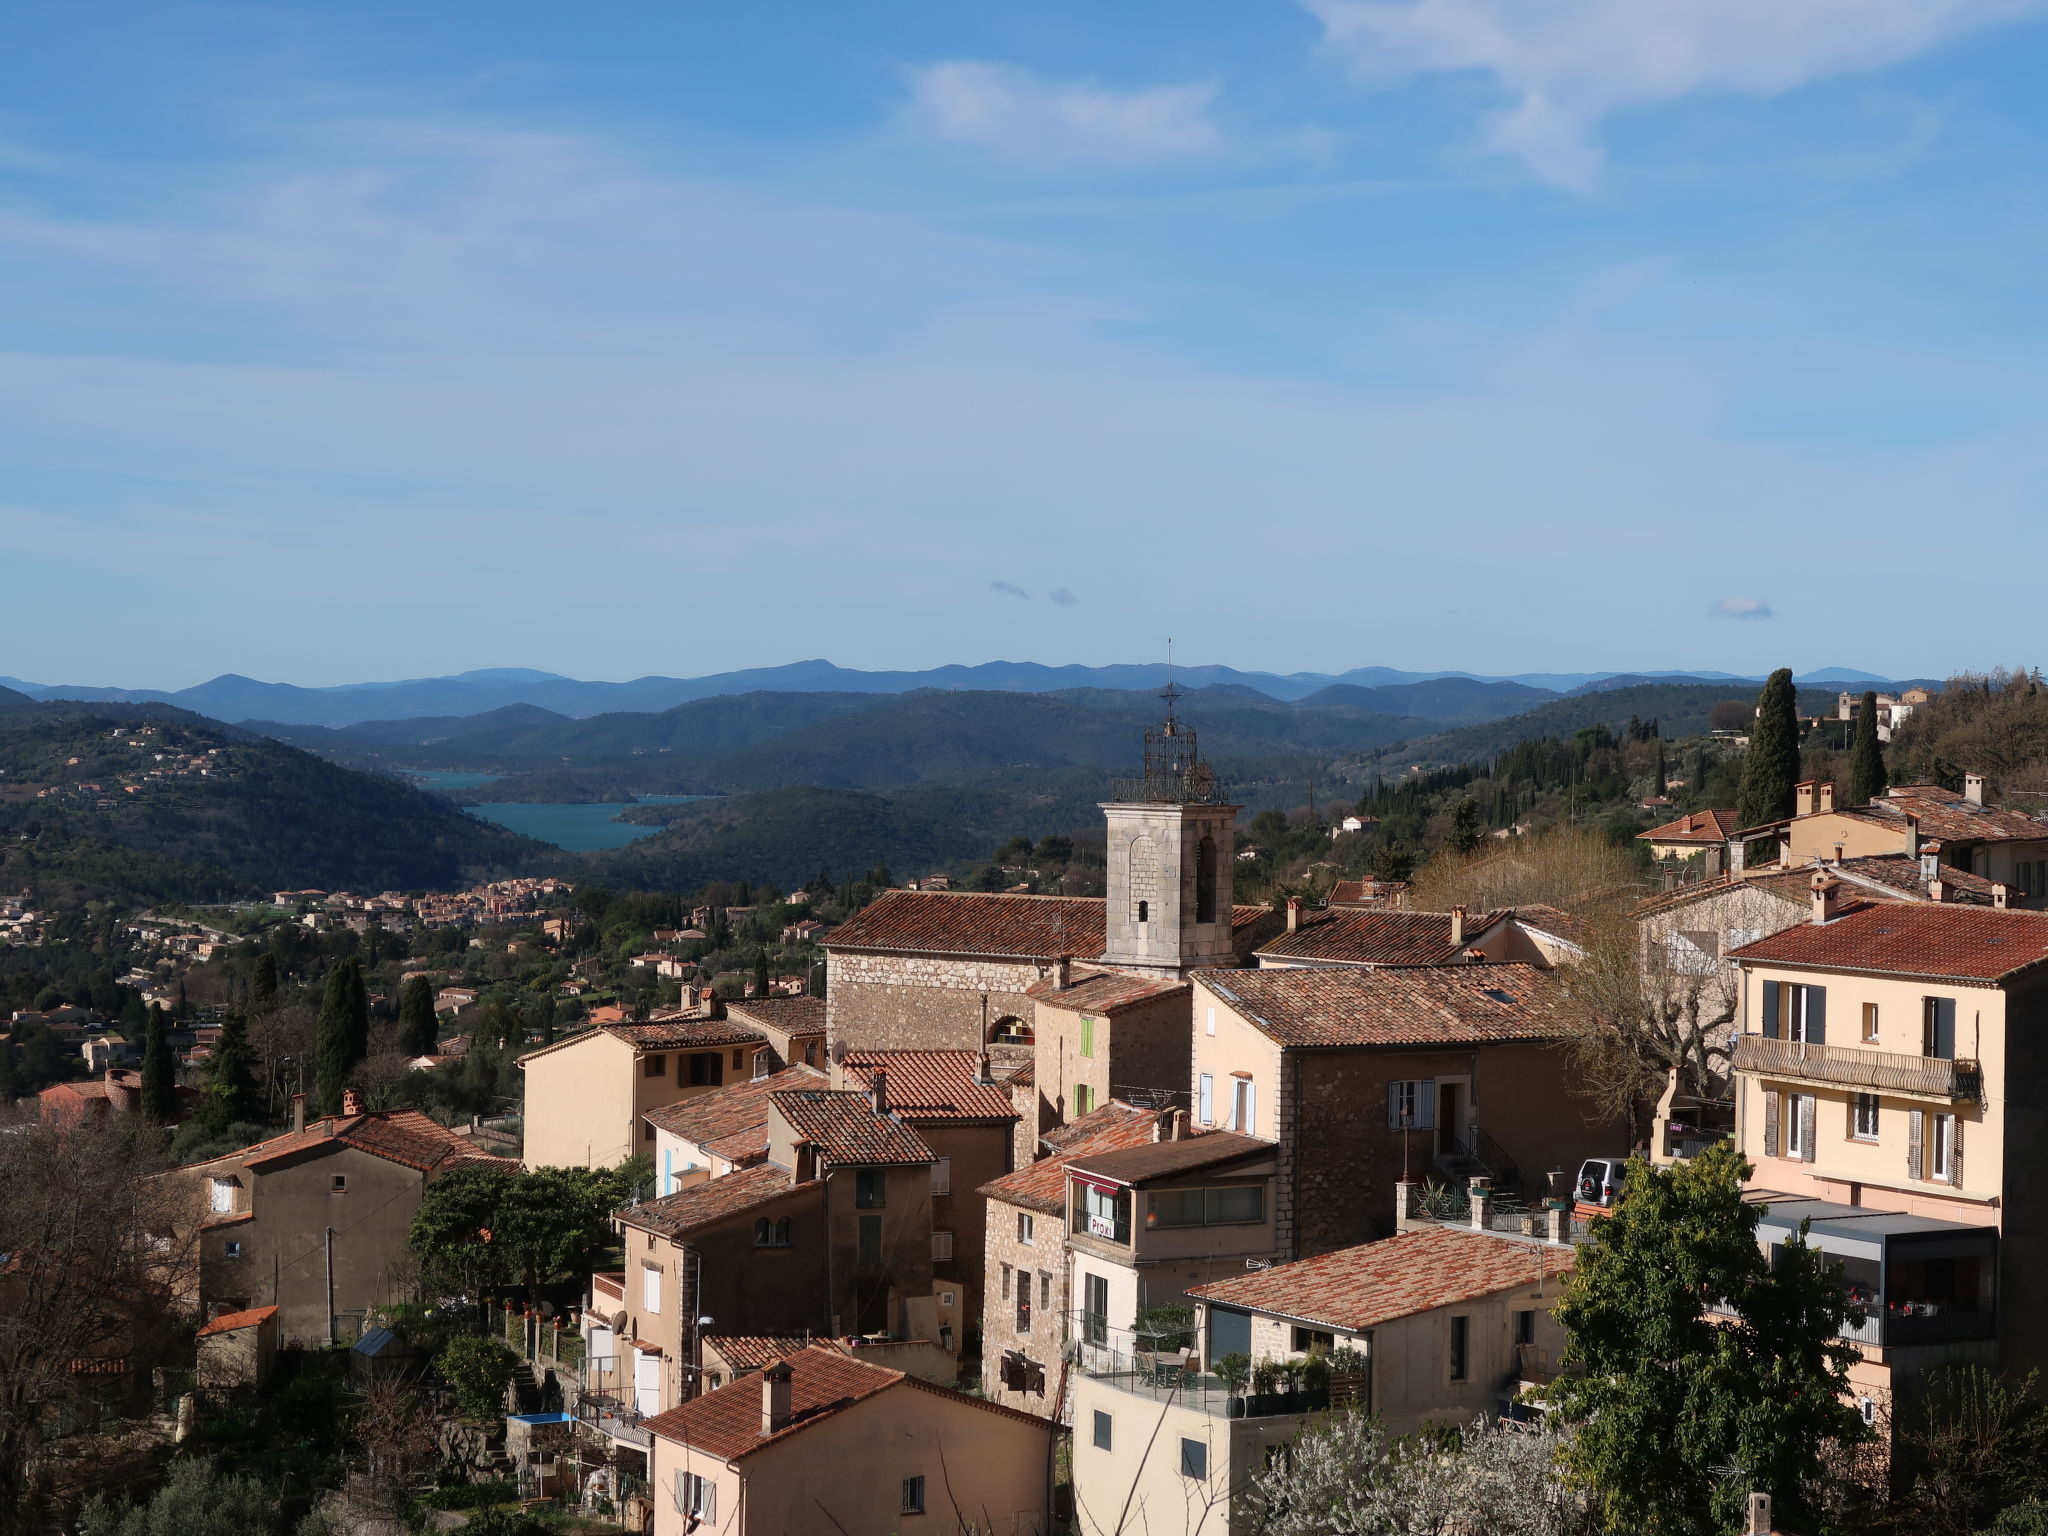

642,1264,661,1314
702,1483,716,1522
1907,1110,1925,1181
1199,1074,1214,1125
1763,1090,1780,1159
931,1157,952,1195
1244,1081,1258,1137
1798,1096,1816,1163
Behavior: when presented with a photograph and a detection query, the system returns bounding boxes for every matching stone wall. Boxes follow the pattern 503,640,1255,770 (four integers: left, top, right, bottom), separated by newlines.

981,1194,1066,1417
827,949,1055,1053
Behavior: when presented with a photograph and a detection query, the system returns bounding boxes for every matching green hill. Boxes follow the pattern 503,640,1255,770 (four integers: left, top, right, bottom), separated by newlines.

0,702,556,903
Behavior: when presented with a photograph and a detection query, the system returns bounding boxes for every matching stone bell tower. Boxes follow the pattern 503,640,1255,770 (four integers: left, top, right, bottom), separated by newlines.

1100,684,1239,976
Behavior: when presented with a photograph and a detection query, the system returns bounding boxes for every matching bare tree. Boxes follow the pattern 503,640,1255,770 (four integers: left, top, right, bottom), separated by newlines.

1407,825,1641,917
247,1002,316,1118
0,1109,194,1534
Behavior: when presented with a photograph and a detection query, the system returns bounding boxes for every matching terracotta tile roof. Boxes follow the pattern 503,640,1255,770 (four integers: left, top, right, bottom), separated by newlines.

1328,879,1408,907
201,1211,255,1229
1065,1130,1272,1187
1025,969,1191,1015
1833,853,1998,905
982,1103,1169,1213
1189,1227,1573,1331
771,1089,935,1167
1638,809,1741,844
1493,905,1592,945
724,997,827,1038
196,1304,278,1339
188,1109,519,1177
516,1015,761,1068
1253,908,1506,967
1730,902,2048,982
644,1343,1043,1462
1865,786,2048,845
643,1065,827,1150
837,1051,1020,1123
618,1163,808,1239
823,890,1272,960
703,1334,848,1372
1633,868,1815,918
1195,963,1569,1049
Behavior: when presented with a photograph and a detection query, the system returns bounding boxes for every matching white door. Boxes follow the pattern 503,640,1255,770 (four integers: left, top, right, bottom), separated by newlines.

587,1325,614,1393
633,1348,661,1417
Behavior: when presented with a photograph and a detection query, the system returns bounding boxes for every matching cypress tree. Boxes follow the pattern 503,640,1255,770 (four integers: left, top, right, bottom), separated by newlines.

1653,740,1668,798
200,1009,260,1133
398,974,438,1058
1846,691,1889,807
340,958,370,1067
250,953,278,1011
0,1037,15,1104
140,1003,178,1124
314,964,356,1116
1736,668,1802,830
753,949,771,999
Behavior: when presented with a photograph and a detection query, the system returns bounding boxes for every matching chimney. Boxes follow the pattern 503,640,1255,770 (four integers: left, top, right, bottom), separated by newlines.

1994,883,2011,911
1794,781,1816,818
1745,1492,1774,1536
1056,954,1072,989
1811,872,1846,924
1285,896,1303,934
1819,782,1835,813
704,989,726,1022
760,1360,794,1436
1921,846,1941,885
1929,878,1947,904
1450,905,1467,946
1832,843,1845,865
292,1092,306,1133
869,1069,888,1118
1153,1108,1189,1143
1468,1174,1493,1231
1729,838,1748,874
1965,773,1987,805
974,1051,993,1085
341,1088,364,1117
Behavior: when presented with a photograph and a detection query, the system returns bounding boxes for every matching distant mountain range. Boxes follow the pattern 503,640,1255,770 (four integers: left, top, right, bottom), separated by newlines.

0,661,1917,727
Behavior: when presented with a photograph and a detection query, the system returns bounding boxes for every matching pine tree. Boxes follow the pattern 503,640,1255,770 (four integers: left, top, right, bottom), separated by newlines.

140,1003,178,1124
1445,797,1483,853
398,974,438,1058
200,1009,260,1133
1846,690,1889,807
1736,668,1801,830
250,952,279,1011
753,949,771,999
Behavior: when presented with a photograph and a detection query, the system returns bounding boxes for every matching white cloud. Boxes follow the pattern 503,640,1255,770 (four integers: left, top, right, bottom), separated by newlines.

901,61,1226,167
1303,0,2043,189
1710,596,1776,620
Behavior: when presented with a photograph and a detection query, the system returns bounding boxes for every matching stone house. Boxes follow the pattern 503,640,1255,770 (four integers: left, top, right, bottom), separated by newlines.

172,1093,518,1346
517,1016,772,1169
644,1347,1051,1536
1638,808,1743,866
195,1304,279,1390
834,1051,1020,1334
1726,887,2048,1426
1190,964,1623,1257
1024,967,1192,1128
722,995,827,1072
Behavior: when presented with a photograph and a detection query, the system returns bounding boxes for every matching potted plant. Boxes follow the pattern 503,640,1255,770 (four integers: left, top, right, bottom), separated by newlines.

1325,1345,1369,1407
1215,1352,1251,1417
1274,1356,1304,1410
1300,1350,1331,1408
1248,1358,1281,1416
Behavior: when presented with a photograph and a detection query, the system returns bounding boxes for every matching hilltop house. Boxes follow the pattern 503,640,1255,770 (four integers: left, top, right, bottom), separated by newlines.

1734,779,2048,902
643,1064,829,1193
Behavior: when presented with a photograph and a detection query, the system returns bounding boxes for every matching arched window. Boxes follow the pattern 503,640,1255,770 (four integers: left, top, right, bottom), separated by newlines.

1137,900,1149,924
990,1015,1032,1045
775,1217,793,1247
754,1218,771,1247
1195,836,1218,924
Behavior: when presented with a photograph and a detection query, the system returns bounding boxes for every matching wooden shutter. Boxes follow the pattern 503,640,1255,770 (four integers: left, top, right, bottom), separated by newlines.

1950,1115,1964,1189
1805,986,1826,1045
1797,1095,1816,1162
1417,1081,1437,1129
1387,1081,1405,1130
1908,1109,1925,1181
1763,1090,1780,1158
1763,980,1782,1038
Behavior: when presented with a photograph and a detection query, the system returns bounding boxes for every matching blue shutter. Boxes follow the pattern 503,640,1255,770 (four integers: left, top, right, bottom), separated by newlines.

1417,1080,1437,1130
1806,986,1826,1045
1763,980,1782,1039
1931,998,1956,1059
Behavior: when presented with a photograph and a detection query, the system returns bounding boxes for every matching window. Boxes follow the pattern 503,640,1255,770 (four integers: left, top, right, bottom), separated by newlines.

1195,836,1218,924
676,1472,716,1523
1016,1288,1032,1333
1860,1397,1878,1427
1137,900,1149,924
1000,1264,1012,1300
1093,1411,1114,1451
1923,997,1957,1059
1073,1083,1092,1117
643,1121,655,1142
731,1047,746,1070
932,1229,954,1262
643,1053,666,1078
1853,1094,1880,1141
208,1178,235,1215
857,1214,882,1266
1205,1006,1216,1037
224,1241,243,1260
1083,1273,1110,1347
1514,1310,1535,1346
1075,1182,1129,1243
901,1476,926,1516
687,1053,723,1086
642,1263,662,1313
1449,1315,1469,1381
755,1217,772,1247
775,1217,792,1246
1862,1002,1881,1043
1017,1212,1035,1245
1786,1093,1817,1162
1197,1074,1213,1125
1293,1327,1335,1353
1229,1077,1255,1136
1179,1438,1208,1480
855,1169,887,1209
1147,1185,1265,1228
1930,1113,1957,1184
990,1015,1031,1045
931,1157,952,1196
330,1175,348,1194
1762,980,1827,1043
1386,1080,1437,1130
1040,1272,1051,1308
1079,1016,1095,1059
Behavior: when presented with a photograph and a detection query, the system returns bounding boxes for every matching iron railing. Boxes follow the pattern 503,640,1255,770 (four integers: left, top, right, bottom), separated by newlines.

1732,1034,1982,1101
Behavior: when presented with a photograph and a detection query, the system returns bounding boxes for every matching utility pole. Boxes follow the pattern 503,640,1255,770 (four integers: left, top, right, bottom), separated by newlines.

323,1227,336,1348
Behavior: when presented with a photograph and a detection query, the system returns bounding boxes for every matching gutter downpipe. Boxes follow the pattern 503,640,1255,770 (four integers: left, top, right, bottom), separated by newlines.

324,1227,336,1348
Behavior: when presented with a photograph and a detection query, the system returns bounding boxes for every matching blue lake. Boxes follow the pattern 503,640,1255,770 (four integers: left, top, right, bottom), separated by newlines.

406,771,704,852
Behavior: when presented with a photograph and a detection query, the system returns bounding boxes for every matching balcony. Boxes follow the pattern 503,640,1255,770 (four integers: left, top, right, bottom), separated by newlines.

1754,1199,1997,1350
1071,1342,1328,1421
1731,1034,1982,1102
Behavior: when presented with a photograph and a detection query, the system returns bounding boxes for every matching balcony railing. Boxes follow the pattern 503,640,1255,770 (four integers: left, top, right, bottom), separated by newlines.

1731,1034,1982,1101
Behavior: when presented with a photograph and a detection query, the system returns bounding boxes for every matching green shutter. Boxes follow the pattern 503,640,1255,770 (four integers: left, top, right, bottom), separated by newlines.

1762,980,1782,1038
1805,986,1826,1045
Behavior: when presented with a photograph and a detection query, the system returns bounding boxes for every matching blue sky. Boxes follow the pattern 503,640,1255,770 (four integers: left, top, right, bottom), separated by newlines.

6,0,2048,688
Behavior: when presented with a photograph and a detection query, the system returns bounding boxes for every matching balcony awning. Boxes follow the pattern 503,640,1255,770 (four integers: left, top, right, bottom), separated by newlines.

1731,1034,1981,1102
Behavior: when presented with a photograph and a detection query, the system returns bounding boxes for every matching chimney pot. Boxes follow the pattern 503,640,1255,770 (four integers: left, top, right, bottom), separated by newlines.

341,1088,364,1117
1965,773,1987,805
1795,781,1816,818
761,1360,794,1435
1450,905,1467,946
1745,1492,1774,1536
1284,896,1303,934
1810,873,1844,925
1056,955,1072,988
974,1050,993,1085
870,1069,888,1118
1994,883,2011,911
1930,878,1947,904
1819,782,1836,814
291,1092,306,1134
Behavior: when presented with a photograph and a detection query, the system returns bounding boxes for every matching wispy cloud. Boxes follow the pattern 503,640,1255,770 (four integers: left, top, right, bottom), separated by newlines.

1303,0,2043,190
991,579,1033,599
1710,595,1775,620
901,61,1226,168
1049,588,1080,606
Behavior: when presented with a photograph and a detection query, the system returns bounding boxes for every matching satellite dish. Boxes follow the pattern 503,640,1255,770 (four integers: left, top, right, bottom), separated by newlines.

610,1310,629,1334
539,1301,556,1319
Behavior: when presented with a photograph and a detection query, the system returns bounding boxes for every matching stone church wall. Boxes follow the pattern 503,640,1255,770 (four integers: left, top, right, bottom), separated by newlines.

826,949,1054,1053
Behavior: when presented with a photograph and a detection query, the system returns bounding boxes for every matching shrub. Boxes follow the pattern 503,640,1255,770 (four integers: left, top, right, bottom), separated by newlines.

439,1335,520,1422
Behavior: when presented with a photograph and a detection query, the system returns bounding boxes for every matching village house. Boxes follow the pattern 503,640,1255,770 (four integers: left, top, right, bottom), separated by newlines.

1726,882,2048,1424
1638,808,1744,868
644,1064,828,1193
1251,899,1580,971
722,995,827,1073
39,1066,198,1128
1025,966,1192,1128
696,1332,956,1393
643,1347,1051,1536
1190,964,1623,1257
171,1092,518,1346
1067,1223,1571,1536
518,1015,773,1169
587,1081,945,1426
